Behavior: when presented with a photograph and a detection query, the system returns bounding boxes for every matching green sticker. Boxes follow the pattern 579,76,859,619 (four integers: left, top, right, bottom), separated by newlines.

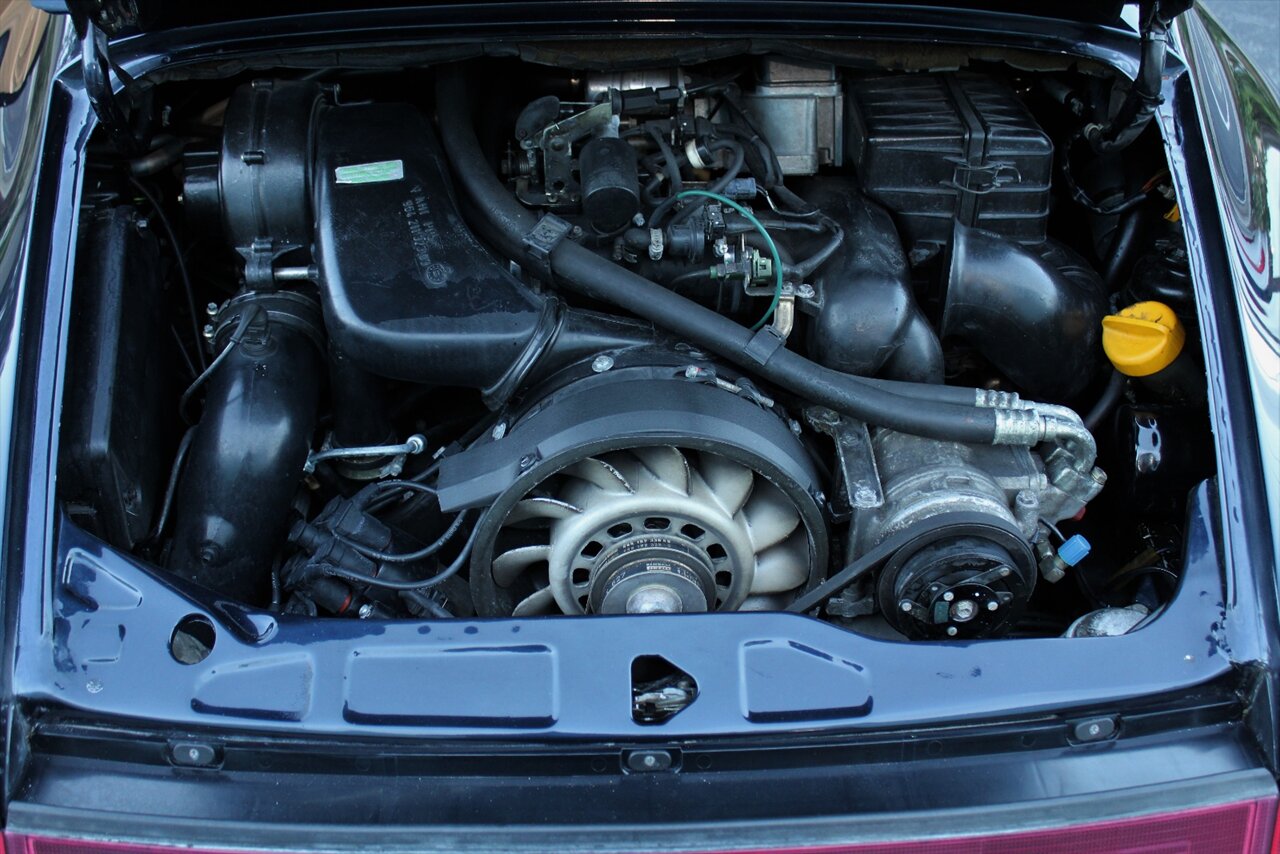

335,159,404,184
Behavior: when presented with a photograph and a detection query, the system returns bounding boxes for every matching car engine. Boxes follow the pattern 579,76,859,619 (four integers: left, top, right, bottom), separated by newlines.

59,51,1211,641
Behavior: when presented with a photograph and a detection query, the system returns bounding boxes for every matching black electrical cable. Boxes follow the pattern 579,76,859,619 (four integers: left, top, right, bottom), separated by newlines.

1059,131,1155,215
339,506,470,564
436,69,1000,443
322,514,480,591
128,177,208,372
170,325,197,380
148,426,196,542
402,591,454,618
177,305,260,423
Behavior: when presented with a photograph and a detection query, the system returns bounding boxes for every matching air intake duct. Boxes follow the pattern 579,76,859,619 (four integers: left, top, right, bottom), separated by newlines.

943,223,1107,401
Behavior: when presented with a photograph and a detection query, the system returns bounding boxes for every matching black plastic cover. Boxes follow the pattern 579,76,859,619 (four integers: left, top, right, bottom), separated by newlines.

800,180,943,383
59,206,177,549
847,73,1053,259
313,102,551,389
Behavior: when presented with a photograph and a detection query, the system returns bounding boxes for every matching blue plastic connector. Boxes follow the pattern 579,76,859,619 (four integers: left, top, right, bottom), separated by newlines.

1057,534,1092,567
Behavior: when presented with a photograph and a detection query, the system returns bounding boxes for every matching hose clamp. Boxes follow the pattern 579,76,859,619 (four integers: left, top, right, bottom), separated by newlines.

522,213,573,280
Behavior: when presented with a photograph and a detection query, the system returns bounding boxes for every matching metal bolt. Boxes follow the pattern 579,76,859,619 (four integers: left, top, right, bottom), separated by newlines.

205,302,219,317
643,754,657,768
999,568,1011,577
942,591,955,602
900,600,913,613
519,453,537,469
951,600,978,622
853,486,878,507
86,679,104,694
570,225,585,239
796,284,816,299
591,355,615,373
632,213,646,227
202,324,215,340
357,603,375,619
946,626,958,637
491,422,508,440
987,600,999,611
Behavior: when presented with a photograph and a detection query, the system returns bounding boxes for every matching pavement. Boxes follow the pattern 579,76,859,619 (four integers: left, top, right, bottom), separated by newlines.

1200,0,1280,97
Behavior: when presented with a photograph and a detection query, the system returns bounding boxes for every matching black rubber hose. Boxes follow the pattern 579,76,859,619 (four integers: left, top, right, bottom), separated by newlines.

434,69,1000,443
1084,369,1127,432
1103,208,1145,290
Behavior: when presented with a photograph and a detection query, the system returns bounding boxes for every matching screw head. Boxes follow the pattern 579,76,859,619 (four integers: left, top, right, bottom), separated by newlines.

987,600,999,611
942,591,955,602
946,626,958,637
591,355,615,373
519,453,537,469
900,600,913,613
796,284,816,299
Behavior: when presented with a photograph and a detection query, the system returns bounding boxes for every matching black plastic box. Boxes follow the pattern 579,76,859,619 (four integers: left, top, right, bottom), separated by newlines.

60,206,177,549
846,73,1053,260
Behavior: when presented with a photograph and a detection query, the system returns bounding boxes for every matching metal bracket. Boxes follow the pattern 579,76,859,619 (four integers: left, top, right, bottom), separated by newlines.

522,214,574,280
304,434,426,477
804,408,883,521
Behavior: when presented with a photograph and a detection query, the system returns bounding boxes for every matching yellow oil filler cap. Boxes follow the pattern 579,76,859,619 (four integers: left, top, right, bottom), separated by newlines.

1102,301,1186,377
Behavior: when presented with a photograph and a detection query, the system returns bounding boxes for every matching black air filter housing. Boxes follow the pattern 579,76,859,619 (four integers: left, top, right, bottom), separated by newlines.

313,102,550,390
847,73,1052,261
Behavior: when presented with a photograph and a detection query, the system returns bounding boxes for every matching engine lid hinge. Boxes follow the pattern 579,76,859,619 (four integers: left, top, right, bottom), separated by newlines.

36,1,145,154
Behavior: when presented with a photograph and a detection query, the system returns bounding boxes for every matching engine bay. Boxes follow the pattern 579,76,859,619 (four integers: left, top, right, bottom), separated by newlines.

57,44,1214,646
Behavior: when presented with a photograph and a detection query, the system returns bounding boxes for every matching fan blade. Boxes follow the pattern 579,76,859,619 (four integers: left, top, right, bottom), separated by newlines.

697,453,755,515
491,544,552,587
505,497,581,525
741,482,801,551
750,533,809,593
512,586,558,617
563,457,633,493
631,446,691,496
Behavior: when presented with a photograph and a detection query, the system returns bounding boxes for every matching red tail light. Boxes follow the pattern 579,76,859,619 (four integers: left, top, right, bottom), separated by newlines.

3,798,1277,854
